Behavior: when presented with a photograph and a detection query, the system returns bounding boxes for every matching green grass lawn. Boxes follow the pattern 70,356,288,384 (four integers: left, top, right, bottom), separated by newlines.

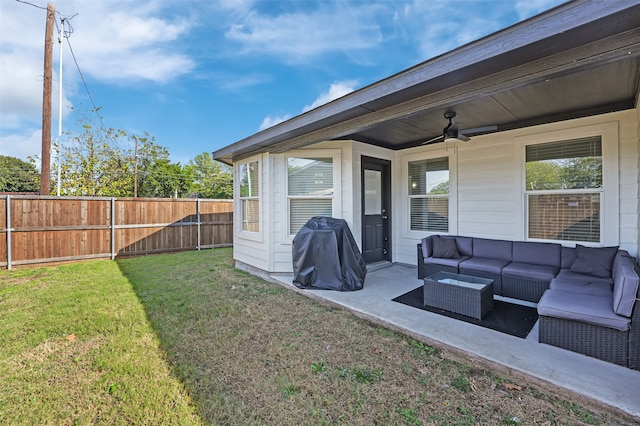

0,248,636,425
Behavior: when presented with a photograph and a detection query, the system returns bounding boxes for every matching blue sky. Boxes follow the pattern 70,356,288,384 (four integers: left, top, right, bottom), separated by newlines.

1,0,566,166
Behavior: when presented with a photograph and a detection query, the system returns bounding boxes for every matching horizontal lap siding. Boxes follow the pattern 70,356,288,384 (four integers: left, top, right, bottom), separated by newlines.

457,141,516,239
619,115,638,255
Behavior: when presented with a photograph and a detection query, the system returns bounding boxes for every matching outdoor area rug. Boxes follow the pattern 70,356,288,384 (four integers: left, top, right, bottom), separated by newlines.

392,286,538,338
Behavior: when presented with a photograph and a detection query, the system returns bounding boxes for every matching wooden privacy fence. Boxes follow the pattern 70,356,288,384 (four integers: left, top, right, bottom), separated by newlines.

0,195,233,269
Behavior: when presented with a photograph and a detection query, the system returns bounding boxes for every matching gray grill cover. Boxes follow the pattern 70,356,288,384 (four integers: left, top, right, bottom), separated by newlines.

292,217,366,291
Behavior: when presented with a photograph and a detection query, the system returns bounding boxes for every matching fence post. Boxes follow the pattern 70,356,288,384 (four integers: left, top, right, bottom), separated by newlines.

6,195,11,270
110,197,115,260
197,198,201,251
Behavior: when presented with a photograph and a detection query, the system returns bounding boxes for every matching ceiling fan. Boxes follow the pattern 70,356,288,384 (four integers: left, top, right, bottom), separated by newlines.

422,111,497,145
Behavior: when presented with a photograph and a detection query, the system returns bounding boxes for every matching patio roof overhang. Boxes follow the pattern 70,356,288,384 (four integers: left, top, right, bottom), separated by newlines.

213,0,640,166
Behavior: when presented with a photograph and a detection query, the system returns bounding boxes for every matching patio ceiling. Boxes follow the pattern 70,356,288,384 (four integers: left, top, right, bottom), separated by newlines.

213,0,640,165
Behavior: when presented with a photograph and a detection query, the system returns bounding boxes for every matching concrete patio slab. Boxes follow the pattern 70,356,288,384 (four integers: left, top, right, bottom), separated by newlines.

269,263,640,419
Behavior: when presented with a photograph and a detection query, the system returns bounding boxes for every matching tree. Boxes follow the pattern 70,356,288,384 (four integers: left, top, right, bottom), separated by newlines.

187,152,233,199
0,155,40,193
58,107,133,196
58,106,192,198
137,157,193,198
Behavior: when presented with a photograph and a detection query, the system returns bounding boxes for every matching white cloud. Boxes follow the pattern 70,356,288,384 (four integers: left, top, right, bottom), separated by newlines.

260,79,358,131
225,5,383,62
218,73,272,91
0,128,43,163
514,0,565,20
60,6,196,84
302,80,358,112
259,114,292,131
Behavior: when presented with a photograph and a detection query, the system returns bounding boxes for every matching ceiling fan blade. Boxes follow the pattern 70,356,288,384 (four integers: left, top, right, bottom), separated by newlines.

461,125,499,135
456,124,499,142
421,135,444,145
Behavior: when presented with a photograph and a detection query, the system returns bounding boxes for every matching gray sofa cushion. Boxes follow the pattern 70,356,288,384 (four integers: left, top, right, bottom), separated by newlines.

424,256,470,269
549,278,612,297
502,262,558,281
570,245,618,278
561,246,576,269
538,289,630,331
451,236,473,257
431,236,460,259
511,241,561,267
421,237,433,258
554,269,612,285
422,235,473,259
472,238,512,261
459,257,510,275
612,261,639,317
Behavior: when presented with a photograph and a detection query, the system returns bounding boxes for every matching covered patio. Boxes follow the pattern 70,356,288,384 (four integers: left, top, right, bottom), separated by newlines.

270,263,640,419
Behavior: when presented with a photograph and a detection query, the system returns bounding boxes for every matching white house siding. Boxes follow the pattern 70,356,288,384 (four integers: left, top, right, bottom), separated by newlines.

234,153,271,273
619,109,639,256
232,110,640,275
457,140,518,239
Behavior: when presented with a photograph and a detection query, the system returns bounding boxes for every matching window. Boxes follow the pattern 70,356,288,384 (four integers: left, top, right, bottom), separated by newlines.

287,157,333,235
525,136,602,243
239,160,259,232
408,157,449,232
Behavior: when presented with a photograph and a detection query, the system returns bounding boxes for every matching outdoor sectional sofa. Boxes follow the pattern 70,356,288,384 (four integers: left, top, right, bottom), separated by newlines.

417,235,640,370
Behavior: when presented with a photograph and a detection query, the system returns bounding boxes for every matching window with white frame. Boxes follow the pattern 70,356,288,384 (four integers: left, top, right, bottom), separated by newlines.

239,160,259,232
287,156,333,235
408,157,449,232
525,136,602,243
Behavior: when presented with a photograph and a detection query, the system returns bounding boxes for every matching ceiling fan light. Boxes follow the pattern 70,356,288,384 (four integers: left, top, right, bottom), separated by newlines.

444,137,460,143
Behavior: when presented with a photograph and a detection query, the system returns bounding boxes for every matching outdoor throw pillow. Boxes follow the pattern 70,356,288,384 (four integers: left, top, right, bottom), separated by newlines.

432,236,460,259
570,244,619,278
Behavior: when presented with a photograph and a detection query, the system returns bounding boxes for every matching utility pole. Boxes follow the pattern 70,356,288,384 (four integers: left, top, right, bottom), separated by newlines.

133,135,139,197
40,3,55,195
56,18,64,196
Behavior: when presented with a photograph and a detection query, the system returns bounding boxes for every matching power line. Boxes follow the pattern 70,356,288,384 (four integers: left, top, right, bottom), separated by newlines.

15,0,47,11
64,37,112,139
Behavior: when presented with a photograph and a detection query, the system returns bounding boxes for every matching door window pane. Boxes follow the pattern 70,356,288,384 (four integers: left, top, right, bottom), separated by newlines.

364,170,382,215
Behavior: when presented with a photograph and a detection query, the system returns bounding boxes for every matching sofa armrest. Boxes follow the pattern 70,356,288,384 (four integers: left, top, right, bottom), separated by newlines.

417,243,425,279
628,264,640,370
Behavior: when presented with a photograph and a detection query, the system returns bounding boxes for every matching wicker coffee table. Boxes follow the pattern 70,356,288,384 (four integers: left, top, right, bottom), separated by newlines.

424,271,494,320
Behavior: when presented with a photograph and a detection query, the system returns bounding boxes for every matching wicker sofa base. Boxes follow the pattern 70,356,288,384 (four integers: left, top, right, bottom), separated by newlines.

630,335,640,370
502,275,549,303
539,315,629,367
